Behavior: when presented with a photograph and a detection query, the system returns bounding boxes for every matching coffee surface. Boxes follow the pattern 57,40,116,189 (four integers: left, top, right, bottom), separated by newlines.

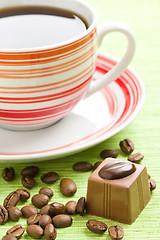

0,6,87,49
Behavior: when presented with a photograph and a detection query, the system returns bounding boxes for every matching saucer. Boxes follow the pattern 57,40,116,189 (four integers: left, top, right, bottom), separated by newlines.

0,52,145,163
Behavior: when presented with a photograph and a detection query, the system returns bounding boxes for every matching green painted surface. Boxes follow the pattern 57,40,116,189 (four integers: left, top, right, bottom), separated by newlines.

0,0,160,239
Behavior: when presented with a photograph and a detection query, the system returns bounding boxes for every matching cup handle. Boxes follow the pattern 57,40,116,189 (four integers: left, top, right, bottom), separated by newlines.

84,21,136,98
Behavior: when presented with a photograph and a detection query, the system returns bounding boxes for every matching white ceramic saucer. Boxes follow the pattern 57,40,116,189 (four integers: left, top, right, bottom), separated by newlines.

0,52,145,163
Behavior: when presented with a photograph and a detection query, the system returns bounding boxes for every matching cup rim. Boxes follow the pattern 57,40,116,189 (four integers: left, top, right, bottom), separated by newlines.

0,0,97,53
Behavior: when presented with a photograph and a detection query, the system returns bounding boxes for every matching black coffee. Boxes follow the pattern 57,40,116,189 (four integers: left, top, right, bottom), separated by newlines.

0,6,87,49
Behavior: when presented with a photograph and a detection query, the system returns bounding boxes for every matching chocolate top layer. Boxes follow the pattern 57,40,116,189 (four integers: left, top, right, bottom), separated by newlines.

98,161,136,180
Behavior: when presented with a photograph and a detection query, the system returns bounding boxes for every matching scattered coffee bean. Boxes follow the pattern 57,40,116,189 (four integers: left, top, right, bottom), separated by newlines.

21,166,39,177
39,214,52,228
77,197,86,216
60,178,77,197
21,205,38,218
128,152,144,162
148,173,151,179
65,201,77,215
21,176,36,189
32,194,49,209
2,236,17,240
3,191,20,209
26,225,44,239
44,223,57,240
52,214,72,228
149,178,156,191
73,161,93,172
108,225,124,240
2,167,15,182
41,172,59,184
6,224,25,238
86,219,107,234
39,187,53,198
16,188,30,201
49,202,66,218
40,204,51,215
8,206,22,221
100,149,118,159
27,214,41,225
0,205,8,225
119,139,134,154
93,161,102,170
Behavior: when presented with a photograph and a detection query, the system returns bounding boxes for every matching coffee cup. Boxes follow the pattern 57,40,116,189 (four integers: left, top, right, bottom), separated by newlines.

0,0,135,131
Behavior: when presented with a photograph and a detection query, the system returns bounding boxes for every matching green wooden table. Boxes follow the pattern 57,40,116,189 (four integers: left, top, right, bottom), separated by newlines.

0,0,159,239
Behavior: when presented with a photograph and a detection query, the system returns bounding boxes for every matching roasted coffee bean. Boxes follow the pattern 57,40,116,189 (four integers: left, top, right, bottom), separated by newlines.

108,225,124,240
73,161,93,171
49,202,66,218
21,166,39,177
39,214,52,228
21,176,36,189
149,178,156,191
100,149,119,159
93,161,102,170
60,178,77,197
2,236,17,240
8,206,22,221
39,187,53,198
2,167,15,181
119,139,134,154
6,224,25,238
32,194,50,209
128,152,144,162
16,188,30,201
21,205,38,218
65,201,77,215
77,197,86,216
27,214,41,225
0,205,8,224
86,220,107,234
26,225,44,239
3,191,20,209
40,204,51,215
41,172,59,184
52,214,72,228
44,223,57,240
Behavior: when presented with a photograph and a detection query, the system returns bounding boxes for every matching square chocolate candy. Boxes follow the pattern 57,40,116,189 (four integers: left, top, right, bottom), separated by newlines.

86,158,151,224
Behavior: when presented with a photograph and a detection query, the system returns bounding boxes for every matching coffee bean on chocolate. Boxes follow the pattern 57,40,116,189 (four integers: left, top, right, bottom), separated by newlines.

32,194,50,209
44,223,57,240
52,214,72,228
40,204,51,215
41,172,59,184
27,214,41,225
39,187,53,198
6,224,25,238
86,220,107,234
21,166,39,177
73,161,93,171
16,188,30,201
128,152,144,163
39,214,52,228
0,205,8,225
8,206,22,221
93,161,102,170
2,236,17,240
49,202,66,218
26,225,44,239
77,197,86,216
3,191,20,209
2,167,15,182
119,139,134,154
60,178,77,197
21,176,36,189
149,178,156,191
65,201,77,215
108,225,124,240
21,205,38,218
100,149,119,159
